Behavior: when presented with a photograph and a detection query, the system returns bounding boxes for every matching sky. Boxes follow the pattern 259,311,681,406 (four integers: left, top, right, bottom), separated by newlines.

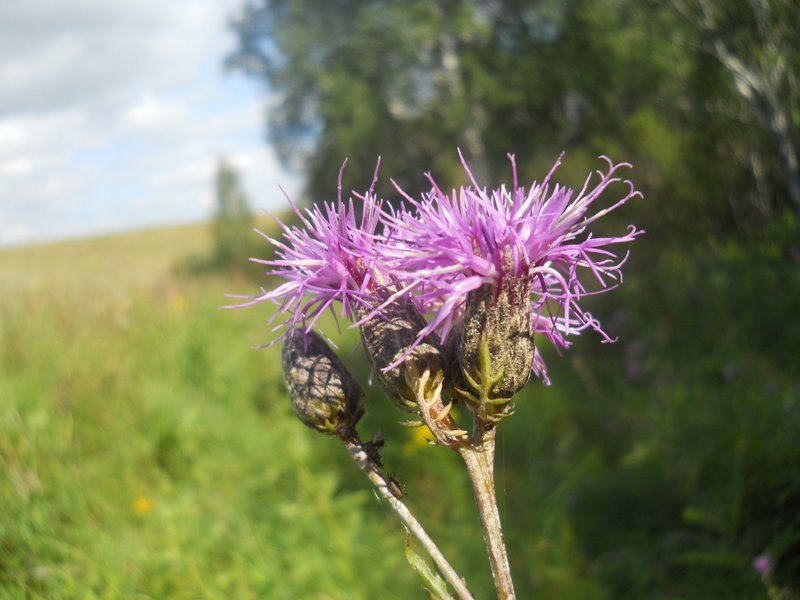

0,0,301,248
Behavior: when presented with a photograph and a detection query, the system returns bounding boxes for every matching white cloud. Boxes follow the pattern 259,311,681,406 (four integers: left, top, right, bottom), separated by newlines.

123,96,186,131
0,0,300,247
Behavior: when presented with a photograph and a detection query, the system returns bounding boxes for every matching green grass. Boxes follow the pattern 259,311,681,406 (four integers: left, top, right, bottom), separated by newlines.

2,222,798,599
0,227,430,599
0,224,210,294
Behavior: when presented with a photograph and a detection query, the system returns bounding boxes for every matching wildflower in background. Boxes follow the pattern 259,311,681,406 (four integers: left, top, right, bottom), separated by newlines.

386,152,643,386
753,553,772,577
132,496,153,515
170,292,187,313
403,424,435,455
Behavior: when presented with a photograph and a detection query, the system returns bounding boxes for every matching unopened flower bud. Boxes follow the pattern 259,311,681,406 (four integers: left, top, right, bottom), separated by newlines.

281,330,364,437
358,298,443,412
443,326,467,400
457,272,534,400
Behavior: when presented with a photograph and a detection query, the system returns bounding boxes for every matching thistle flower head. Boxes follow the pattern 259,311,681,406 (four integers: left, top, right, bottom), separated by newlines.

229,161,388,341
236,151,642,390
387,151,643,383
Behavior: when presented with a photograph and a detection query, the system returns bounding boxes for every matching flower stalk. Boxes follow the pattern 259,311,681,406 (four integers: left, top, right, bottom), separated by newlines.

342,435,475,600
458,433,515,600
408,354,515,599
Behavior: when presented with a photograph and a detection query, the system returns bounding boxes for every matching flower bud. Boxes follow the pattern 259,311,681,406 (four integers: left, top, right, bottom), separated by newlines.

281,330,364,437
358,298,443,412
443,326,467,400
456,272,534,400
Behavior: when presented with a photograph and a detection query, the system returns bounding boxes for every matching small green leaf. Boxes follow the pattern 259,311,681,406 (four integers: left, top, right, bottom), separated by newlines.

404,531,456,600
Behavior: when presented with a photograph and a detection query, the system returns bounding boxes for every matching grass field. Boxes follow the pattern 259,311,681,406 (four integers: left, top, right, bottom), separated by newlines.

0,224,211,294
0,224,442,599
2,221,798,599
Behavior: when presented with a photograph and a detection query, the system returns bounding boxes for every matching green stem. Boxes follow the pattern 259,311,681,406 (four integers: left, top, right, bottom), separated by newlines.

343,438,475,600
458,428,516,600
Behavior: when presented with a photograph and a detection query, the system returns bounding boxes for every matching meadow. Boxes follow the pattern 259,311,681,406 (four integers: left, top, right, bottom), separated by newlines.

1,219,798,598
0,224,477,599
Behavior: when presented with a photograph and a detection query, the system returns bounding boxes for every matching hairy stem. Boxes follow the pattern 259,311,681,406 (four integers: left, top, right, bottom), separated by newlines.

408,360,516,598
458,429,516,600
343,438,475,600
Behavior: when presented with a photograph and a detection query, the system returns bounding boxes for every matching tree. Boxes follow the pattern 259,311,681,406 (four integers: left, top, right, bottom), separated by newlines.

212,157,253,268
227,1,502,200
224,2,688,229
676,0,800,214
226,0,799,232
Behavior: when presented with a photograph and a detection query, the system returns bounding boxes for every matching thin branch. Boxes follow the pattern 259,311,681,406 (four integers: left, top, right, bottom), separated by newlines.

342,438,475,600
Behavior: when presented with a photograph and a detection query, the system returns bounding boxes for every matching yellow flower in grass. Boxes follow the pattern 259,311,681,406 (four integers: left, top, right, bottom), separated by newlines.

403,425,434,456
132,496,153,515
170,292,187,313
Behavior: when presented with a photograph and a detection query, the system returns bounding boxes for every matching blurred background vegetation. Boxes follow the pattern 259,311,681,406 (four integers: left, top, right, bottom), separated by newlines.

2,0,799,598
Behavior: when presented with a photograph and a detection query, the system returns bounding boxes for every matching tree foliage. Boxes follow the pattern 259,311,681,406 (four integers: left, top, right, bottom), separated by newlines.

677,0,800,214
228,0,799,236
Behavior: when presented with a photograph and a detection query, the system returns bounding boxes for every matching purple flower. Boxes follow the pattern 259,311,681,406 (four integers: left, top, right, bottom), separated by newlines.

385,152,642,382
226,160,389,340
235,151,641,386
753,553,772,576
